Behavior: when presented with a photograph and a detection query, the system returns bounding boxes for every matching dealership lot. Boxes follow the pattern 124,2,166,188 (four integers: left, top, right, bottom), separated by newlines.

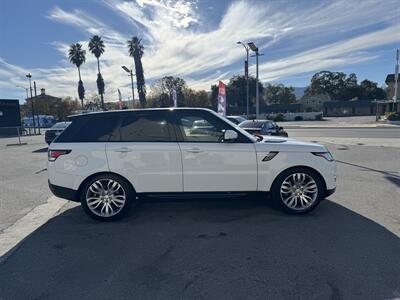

0,129,399,299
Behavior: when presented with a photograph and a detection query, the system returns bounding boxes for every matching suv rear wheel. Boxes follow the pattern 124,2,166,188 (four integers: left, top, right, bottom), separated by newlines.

80,174,135,221
271,167,324,214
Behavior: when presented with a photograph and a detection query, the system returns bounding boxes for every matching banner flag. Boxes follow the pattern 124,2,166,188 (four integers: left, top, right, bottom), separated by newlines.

117,89,123,110
172,88,177,107
217,81,226,116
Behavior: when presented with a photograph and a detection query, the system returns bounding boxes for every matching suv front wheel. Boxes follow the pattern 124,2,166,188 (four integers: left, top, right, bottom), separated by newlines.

80,174,135,221
271,168,324,214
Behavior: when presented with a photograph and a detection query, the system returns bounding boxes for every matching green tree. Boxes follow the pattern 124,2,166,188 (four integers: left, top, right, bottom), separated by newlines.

360,79,386,99
128,37,146,107
21,97,81,121
151,76,186,107
210,75,263,112
305,71,386,100
304,71,349,100
68,43,86,108
264,83,296,104
183,89,211,107
88,35,105,110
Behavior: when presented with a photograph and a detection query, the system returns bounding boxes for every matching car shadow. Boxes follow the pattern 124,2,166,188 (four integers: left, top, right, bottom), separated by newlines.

1,198,400,300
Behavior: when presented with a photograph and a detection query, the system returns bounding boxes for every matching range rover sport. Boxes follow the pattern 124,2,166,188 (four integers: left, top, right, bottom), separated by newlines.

48,108,336,221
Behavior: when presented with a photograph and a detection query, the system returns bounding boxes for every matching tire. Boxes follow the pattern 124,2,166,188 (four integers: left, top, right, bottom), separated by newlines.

80,174,136,221
271,167,324,214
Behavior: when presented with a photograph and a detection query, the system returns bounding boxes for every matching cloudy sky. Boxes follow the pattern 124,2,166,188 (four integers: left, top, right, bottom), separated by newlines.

0,0,399,102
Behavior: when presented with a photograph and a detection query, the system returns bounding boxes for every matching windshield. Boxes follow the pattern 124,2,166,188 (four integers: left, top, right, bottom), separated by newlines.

51,122,71,129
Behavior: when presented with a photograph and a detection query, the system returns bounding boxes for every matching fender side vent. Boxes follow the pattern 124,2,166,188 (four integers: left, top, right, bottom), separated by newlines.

262,151,279,162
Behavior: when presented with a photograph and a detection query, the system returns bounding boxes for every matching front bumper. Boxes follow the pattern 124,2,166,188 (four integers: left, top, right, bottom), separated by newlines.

325,187,336,198
48,181,79,202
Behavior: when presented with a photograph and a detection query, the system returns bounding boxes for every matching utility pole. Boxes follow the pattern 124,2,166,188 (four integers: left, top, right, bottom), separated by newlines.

237,41,250,116
394,49,399,103
33,81,41,134
26,73,36,134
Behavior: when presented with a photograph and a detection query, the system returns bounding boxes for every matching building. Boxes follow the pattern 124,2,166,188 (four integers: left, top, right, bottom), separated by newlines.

300,94,331,111
385,74,400,101
323,100,375,117
0,99,21,136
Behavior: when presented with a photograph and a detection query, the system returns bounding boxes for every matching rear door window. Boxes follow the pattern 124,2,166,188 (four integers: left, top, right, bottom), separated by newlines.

112,111,173,142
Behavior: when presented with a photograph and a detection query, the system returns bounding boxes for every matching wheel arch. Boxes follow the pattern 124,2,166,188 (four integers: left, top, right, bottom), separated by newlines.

77,171,136,197
271,165,327,194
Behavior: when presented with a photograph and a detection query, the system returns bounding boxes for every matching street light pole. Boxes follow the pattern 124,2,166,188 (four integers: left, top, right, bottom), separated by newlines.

256,51,259,118
237,41,250,116
248,42,262,119
26,73,36,134
122,66,135,109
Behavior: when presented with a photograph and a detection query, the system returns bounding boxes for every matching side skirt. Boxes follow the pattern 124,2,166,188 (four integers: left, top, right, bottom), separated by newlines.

138,191,267,202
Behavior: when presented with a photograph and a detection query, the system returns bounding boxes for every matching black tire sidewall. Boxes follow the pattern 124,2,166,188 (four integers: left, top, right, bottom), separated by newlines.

271,168,324,214
80,174,135,221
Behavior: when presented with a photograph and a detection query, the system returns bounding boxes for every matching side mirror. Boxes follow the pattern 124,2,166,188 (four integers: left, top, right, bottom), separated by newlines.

224,130,238,141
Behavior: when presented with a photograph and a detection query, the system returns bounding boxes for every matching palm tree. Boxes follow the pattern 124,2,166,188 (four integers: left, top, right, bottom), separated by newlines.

68,43,86,108
127,37,146,107
88,35,105,110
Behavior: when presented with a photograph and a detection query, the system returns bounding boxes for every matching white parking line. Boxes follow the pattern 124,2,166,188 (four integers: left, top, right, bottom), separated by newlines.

0,196,68,260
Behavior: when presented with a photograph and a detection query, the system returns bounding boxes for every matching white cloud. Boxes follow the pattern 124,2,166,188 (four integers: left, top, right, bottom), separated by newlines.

1,0,399,102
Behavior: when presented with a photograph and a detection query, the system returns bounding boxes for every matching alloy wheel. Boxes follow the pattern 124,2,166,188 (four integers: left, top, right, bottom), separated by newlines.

85,179,126,217
280,173,318,210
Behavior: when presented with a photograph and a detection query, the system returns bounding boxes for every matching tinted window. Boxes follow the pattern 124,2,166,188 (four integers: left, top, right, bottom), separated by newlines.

175,111,250,143
55,114,119,143
265,121,275,129
113,112,172,142
239,120,264,129
51,122,71,129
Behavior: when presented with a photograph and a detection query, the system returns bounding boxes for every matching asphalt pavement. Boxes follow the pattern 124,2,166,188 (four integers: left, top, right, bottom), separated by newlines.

0,128,399,299
286,127,400,138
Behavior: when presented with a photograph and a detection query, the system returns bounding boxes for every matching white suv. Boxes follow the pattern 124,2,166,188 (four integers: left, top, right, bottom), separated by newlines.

48,108,336,221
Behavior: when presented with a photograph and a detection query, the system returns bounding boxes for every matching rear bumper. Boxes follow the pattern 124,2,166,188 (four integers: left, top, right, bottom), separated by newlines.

48,181,79,202
325,187,336,198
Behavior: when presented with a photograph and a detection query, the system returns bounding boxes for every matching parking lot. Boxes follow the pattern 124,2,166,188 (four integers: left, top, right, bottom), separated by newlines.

1,129,400,299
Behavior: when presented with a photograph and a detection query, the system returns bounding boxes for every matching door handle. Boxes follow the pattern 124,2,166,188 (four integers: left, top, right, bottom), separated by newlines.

114,147,133,153
187,148,202,153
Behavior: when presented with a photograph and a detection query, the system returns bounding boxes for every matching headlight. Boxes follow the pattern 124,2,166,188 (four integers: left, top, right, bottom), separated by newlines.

312,152,334,161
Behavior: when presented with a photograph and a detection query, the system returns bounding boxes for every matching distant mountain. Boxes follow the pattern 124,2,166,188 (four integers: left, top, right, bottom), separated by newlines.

293,87,306,99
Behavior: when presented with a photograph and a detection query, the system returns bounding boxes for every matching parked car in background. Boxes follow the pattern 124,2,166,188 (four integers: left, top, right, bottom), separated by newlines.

47,108,336,221
226,115,247,125
45,122,71,144
190,119,216,135
239,120,288,137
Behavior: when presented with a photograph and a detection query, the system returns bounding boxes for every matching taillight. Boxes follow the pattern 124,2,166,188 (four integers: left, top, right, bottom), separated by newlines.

48,150,71,161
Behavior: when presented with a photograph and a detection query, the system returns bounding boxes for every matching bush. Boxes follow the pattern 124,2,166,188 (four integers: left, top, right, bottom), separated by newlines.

294,115,303,121
385,112,400,121
273,113,285,122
